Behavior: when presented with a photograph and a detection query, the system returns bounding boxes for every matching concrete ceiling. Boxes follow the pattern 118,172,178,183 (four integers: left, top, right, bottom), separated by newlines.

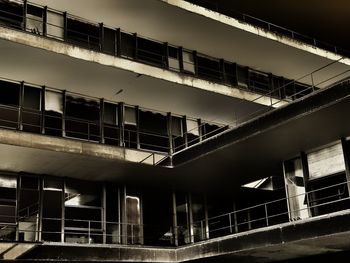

0,38,266,124
28,0,350,87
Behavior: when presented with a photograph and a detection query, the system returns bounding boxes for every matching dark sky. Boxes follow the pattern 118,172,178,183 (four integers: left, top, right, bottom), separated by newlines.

213,0,350,50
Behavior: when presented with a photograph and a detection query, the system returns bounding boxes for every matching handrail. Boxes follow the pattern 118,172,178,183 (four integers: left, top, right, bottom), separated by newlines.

183,0,349,57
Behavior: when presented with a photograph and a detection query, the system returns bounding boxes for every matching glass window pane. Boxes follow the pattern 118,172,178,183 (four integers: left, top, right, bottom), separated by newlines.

23,85,41,110
186,119,199,136
47,10,64,40
308,142,345,179
125,106,136,125
104,102,118,125
45,90,63,113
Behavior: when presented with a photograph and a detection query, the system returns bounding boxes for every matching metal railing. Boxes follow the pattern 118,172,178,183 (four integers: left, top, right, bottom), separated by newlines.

184,0,350,58
1,180,349,246
172,58,350,154
0,0,330,102
0,215,176,247
182,179,350,242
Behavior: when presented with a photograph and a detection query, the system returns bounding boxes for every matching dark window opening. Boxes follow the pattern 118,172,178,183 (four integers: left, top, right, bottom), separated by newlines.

197,55,221,82
102,27,116,55
168,46,180,72
172,116,185,152
44,90,63,137
0,80,20,129
106,184,120,244
0,174,17,229
65,96,100,141
237,65,248,88
66,18,100,50
0,0,23,30
103,102,119,146
186,119,199,147
137,37,165,67
223,62,237,86
64,179,103,244
42,177,63,242
139,110,168,152
22,85,41,133
120,32,135,58
124,106,137,149
308,173,350,217
295,82,313,99
202,123,227,140
248,70,271,95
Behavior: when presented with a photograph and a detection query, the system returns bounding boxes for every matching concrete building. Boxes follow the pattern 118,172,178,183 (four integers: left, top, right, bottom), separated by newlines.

0,0,350,262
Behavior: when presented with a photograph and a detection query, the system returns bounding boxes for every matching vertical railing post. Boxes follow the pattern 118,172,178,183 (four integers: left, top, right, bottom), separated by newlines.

265,204,269,226
18,81,24,131
62,90,66,137
41,86,46,135
116,28,121,57
23,0,27,31
172,191,178,246
100,98,105,144
229,213,233,233
88,220,91,244
63,12,67,41
43,6,48,36
99,23,104,52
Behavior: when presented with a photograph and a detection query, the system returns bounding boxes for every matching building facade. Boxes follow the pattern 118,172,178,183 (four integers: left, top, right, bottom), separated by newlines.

0,0,350,262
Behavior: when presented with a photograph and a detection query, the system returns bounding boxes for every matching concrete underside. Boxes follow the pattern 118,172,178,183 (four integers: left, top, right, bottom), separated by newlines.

13,210,350,262
0,28,268,124
0,81,350,191
28,0,350,87
173,81,350,191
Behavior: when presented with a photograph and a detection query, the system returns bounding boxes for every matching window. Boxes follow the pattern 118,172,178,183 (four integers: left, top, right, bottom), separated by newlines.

47,10,64,40
121,32,135,58
186,118,199,146
26,4,43,35
137,37,165,67
182,50,195,74
44,90,63,136
102,27,116,55
0,80,20,128
307,142,345,179
66,18,100,50
172,116,185,151
237,65,248,88
139,110,168,152
22,85,41,133
0,174,17,225
168,46,180,72
103,102,119,145
0,0,24,30
65,95,100,141
197,55,221,82
124,106,137,149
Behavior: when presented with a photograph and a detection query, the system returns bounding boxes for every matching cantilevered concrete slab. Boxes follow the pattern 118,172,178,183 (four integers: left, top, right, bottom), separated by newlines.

171,80,350,192
0,29,268,124
17,210,350,262
27,0,350,88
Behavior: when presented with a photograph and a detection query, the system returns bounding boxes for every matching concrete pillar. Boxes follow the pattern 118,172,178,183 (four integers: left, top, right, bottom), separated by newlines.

283,157,310,221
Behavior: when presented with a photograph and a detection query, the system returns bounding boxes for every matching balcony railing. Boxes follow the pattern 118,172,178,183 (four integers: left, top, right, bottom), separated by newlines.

0,0,319,102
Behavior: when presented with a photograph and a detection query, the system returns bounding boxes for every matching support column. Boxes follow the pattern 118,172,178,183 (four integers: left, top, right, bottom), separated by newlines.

188,193,194,243
116,28,121,57
341,138,350,195
102,184,107,244
62,90,66,137
204,195,209,240
172,191,178,246
99,98,105,144
301,152,315,216
41,86,46,135
118,103,124,147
